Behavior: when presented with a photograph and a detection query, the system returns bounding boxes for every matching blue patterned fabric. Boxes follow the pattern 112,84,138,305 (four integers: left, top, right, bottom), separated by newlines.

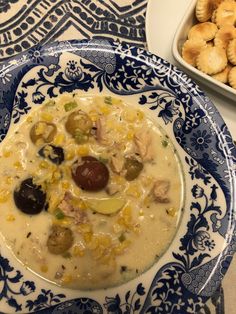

0,0,147,62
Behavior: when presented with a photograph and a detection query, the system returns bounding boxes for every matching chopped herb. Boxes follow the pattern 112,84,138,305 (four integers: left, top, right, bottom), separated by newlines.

118,233,126,242
120,266,127,273
166,207,176,217
54,208,65,220
98,156,108,164
26,232,32,238
64,101,78,112
104,96,112,105
162,139,169,148
45,100,55,107
62,252,72,259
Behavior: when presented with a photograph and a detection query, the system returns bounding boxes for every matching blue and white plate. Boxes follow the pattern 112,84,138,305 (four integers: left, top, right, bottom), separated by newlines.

0,40,235,314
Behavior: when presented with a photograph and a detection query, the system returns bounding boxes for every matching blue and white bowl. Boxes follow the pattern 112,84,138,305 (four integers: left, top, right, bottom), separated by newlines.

0,39,235,314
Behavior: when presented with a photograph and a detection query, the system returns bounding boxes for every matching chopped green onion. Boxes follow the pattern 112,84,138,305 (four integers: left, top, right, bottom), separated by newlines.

98,156,108,164
104,96,112,105
45,100,55,107
118,233,126,242
62,252,72,259
54,209,65,220
64,101,78,112
162,139,169,148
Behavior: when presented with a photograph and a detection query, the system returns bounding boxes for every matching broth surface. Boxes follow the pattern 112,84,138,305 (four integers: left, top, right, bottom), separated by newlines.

0,94,183,289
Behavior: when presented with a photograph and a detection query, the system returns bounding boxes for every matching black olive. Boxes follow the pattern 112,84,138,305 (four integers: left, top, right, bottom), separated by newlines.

38,144,64,165
14,178,46,215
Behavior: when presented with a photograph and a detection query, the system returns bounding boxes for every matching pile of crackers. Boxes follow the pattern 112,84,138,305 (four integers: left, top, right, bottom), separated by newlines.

182,0,236,90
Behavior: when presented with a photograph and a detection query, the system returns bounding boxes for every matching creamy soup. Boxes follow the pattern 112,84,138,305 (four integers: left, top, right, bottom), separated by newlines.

0,94,183,289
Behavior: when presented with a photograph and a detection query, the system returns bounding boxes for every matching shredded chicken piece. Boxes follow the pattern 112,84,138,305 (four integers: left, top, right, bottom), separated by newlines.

110,153,124,174
133,128,155,161
106,183,121,195
152,180,170,203
58,192,88,224
95,117,109,145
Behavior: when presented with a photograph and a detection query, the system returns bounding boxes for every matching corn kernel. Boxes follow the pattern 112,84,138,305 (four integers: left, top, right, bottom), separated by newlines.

114,124,124,133
52,171,61,182
47,194,61,214
0,189,10,203
166,207,177,217
73,188,81,197
35,122,46,135
83,232,93,244
89,110,98,122
78,200,87,210
142,176,154,187
77,145,89,156
113,223,123,233
117,206,133,229
61,181,70,189
133,223,141,234
26,116,33,123
112,98,123,106
113,175,126,185
3,150,12,158
143,196,152,207
6,214,15,221
113,240,131,255
126,184,141,198
139,209,144,216
99,105,111,115
54,133,65,146
123,109,137,122
61,274,73,284
5,177,13,185
126,130,134,140
41,112,53,122
13,161,23,170
40,265,48,273
137,110,144,121
77,223,92,234
72,245,85,257
65,149,75,161
53,217,72,226
39,160,50,169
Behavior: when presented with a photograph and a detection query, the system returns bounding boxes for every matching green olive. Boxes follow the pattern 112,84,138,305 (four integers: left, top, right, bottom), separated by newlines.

65,110,92,137
124,157,143,181
30,121,57,144
47,225,73,255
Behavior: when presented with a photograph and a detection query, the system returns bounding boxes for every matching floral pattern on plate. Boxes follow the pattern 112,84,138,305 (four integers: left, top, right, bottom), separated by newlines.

0,39,235,313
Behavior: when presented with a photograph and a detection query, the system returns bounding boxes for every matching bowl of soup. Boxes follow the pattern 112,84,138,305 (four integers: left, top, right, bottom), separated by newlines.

0,39,235,314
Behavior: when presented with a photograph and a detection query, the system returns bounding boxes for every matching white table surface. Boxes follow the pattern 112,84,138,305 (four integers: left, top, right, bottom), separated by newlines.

146,0,236,140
